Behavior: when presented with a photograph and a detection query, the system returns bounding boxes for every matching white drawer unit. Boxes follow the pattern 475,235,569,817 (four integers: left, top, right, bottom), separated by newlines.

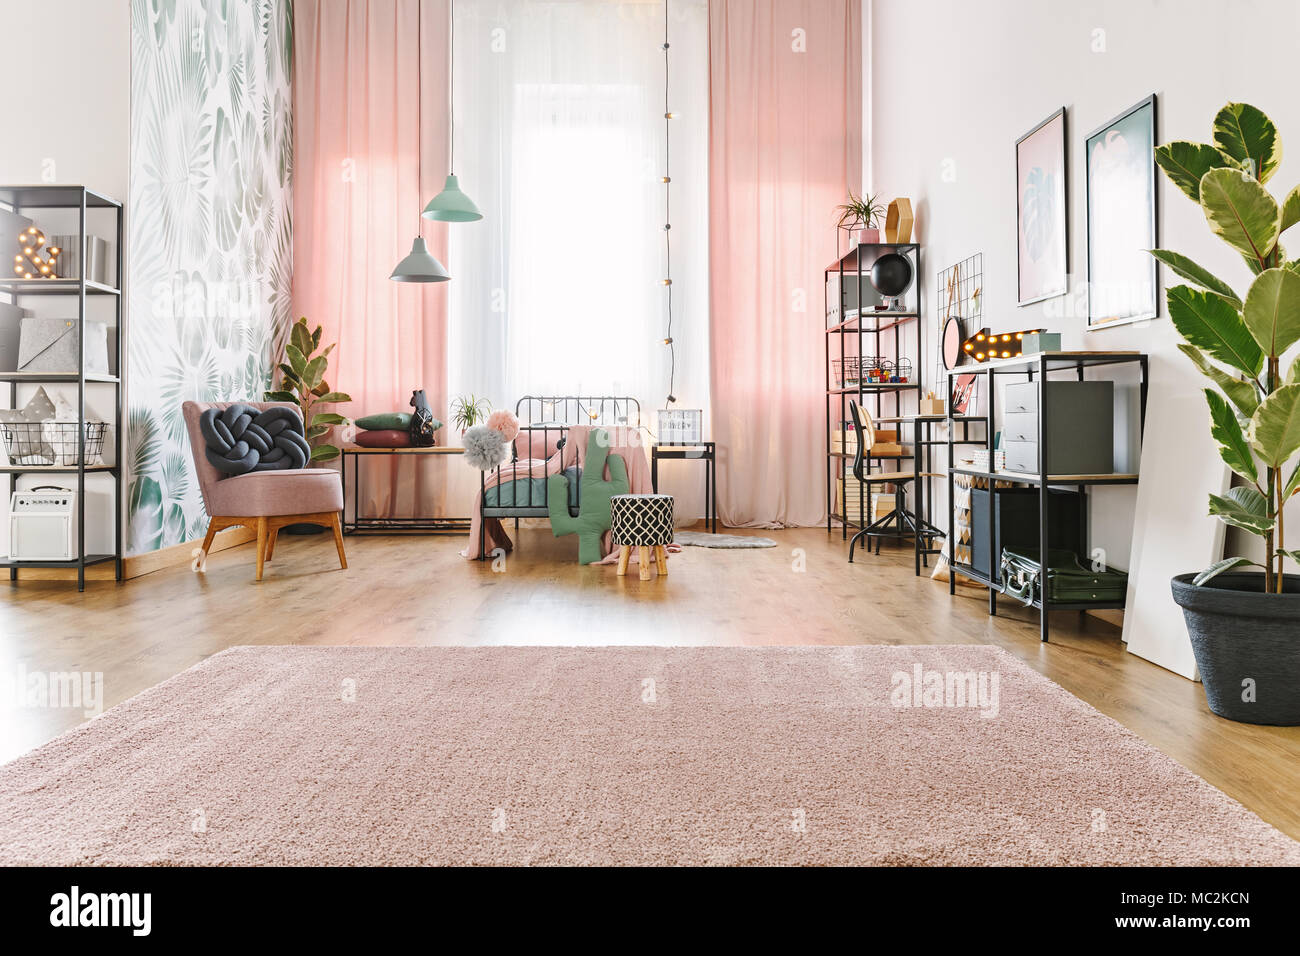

9,487,77,561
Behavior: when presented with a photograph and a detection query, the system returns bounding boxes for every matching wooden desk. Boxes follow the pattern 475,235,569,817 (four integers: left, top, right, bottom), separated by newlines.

339,445,471,535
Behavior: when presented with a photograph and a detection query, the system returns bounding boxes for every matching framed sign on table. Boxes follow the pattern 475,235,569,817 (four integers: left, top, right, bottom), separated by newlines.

1016,107,1069,306
1086,94,1158,330
657,408,703,444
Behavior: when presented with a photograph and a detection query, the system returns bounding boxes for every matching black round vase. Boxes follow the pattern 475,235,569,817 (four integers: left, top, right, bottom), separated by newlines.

1170,572,1300,726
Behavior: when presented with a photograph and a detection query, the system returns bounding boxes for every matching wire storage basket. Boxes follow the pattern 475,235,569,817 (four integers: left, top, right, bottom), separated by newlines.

1,421,107,466
831,356,862,387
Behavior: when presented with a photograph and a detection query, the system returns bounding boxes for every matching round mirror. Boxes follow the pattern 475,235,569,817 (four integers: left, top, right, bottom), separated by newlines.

942,315,964,370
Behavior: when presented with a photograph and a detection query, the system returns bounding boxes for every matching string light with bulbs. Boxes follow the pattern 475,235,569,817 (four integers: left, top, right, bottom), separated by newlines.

660,0,676,406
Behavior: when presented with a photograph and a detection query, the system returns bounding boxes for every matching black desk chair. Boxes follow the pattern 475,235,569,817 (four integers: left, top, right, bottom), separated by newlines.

846,400,943,563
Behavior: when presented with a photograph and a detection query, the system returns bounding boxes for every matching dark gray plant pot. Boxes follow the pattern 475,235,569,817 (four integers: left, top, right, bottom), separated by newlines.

1170,572,1300,726
284,523,326,535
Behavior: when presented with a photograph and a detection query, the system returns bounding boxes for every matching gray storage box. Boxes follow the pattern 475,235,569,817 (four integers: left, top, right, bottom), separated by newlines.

0,303,30,373
17,316,110,375
1000,380,1113,475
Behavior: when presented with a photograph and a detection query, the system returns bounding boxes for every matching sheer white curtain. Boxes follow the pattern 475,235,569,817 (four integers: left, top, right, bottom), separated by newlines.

447,0,709,431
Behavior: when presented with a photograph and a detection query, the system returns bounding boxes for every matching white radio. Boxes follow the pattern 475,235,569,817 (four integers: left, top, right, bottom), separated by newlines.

9,487,77,561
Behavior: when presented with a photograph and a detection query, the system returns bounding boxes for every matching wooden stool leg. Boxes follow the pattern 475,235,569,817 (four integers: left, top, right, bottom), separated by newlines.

638,546,651,581
331,513,348,570
265,527,279,563
255,517,268,582
200,522,218,555
654,545,668,576
616,545,631,576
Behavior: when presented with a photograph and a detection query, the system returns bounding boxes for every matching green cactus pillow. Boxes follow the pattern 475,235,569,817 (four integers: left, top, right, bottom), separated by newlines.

547,428,629,564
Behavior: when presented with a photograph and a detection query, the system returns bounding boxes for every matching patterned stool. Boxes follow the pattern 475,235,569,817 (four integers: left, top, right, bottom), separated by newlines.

611,493,674,581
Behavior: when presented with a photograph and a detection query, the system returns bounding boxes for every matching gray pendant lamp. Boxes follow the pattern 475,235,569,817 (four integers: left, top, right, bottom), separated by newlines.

390,236,450,283
390,1,451,282
422,0,482,223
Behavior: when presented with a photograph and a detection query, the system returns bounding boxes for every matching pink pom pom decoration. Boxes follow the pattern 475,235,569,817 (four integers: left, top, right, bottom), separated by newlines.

486,409,521,442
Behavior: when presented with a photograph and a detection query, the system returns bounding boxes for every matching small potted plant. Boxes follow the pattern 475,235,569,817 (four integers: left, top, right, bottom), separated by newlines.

836,189,886,245
1152,102,1300,725
450,394,492,435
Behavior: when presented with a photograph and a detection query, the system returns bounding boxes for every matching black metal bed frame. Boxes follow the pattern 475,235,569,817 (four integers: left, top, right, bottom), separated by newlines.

476,395,642,560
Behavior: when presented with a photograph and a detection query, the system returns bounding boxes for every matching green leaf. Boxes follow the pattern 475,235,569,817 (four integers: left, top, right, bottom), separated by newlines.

310,412,348,427
1200,166,1281,265
304,355,327,389
1281,184,1300,234
1166,285,1264,376
1204,389,1259,483
1289,354,1300,386
1280,550,1300,568
1208,486,1274,535
1242,267,1300,356
310,443,341,462
1154,141,1239,202
290,320,312,357
1248,383,1300,467
264,390,297,404
1178,344,1259,417
1213,103,1281,184
285,343,308,377
313,391,352,404
311,380,330,397
1284,461,1300,499
311,325,323,350
1193,556,1262,586
1149,249,1241,307
306,424,330,440
278,363,299,383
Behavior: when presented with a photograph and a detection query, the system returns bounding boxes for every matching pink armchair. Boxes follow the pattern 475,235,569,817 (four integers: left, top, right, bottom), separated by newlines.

182,400,347,582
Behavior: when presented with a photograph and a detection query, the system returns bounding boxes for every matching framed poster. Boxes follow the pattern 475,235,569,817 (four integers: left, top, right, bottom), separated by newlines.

656,408,703,444
1016,108,1068,306
1086,94,1158,329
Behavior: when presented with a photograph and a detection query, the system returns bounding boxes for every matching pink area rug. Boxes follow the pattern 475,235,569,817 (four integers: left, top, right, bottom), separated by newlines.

0,645,1296,866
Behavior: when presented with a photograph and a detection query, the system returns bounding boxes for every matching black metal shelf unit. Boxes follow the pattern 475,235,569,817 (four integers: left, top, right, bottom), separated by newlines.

824,242,922,537
944,351,1148,642
0,185,124,589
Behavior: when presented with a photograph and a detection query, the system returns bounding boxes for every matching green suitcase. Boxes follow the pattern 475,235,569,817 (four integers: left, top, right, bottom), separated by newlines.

999,548,1128,606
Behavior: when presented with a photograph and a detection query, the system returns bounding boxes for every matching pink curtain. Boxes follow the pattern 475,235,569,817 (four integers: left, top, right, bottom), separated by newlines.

709,0,861,528
293,0,452,519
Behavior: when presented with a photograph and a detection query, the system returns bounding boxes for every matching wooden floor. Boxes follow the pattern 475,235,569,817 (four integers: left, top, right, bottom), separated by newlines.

2,523,1298,840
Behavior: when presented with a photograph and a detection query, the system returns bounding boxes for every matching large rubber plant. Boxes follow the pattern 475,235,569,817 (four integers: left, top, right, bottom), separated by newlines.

1152,102,1300,593
265,318,352,462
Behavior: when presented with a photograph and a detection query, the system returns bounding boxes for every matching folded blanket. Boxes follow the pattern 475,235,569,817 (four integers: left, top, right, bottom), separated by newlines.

462,425,655,560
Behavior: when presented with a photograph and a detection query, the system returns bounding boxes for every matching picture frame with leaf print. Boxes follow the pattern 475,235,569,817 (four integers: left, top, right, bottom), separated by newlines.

1016,107,1069,306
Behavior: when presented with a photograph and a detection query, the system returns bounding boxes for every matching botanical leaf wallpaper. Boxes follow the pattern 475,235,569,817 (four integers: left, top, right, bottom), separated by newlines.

127,0,294,554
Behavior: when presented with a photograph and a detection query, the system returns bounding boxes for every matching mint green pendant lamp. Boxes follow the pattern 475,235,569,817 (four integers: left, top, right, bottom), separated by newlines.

422,0,482,223
389,0,454,282
423,174,481,222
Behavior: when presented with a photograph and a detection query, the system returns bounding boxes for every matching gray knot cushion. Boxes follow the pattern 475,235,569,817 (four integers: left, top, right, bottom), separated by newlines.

200,403,310,475
611,493,675,547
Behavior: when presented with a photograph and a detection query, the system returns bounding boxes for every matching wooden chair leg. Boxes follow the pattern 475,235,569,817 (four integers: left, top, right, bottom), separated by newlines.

616,545,631,576
265,527,279,563
255,517,268,582
331,513,348,570
200,523,218,555
638,545,652,581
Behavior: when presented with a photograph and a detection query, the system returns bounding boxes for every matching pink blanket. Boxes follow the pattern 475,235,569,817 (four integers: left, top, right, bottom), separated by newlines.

461,426,659,560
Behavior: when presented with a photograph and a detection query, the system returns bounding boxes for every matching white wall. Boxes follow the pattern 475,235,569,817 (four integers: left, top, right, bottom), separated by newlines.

0,0,130,195
867,0,1299,672
0,1,130,559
